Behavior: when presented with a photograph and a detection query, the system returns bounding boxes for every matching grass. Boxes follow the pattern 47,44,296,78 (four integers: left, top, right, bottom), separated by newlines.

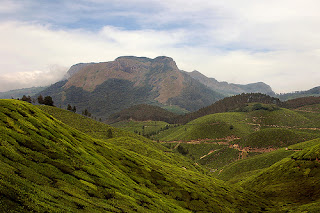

238,128,320,148
38,105,198,171
158,112,253,141
216,148,295,183
248,108,311,127
111,120,173,136
241,139,320,209
0,100,270,212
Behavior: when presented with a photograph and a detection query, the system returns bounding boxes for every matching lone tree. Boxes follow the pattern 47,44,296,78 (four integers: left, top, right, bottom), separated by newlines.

107,128,113,138
37,95,44,104
67,104,72,111
43,96,54,106
72,106,77,113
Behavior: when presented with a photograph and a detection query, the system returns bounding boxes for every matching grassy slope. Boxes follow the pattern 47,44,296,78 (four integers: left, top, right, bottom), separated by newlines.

217,148,295,183
111,120,171,136
38,105,198,171
0,100,269,212
241,139,320,211
238,128,320,148
248,108,311,127
158,112,253,141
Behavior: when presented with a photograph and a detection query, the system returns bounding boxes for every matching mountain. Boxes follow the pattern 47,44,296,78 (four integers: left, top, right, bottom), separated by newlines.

64,62,96,79
278,86,320,101
0,99,270,212
38,56,224,120
187,70,275,96
0,86,47,99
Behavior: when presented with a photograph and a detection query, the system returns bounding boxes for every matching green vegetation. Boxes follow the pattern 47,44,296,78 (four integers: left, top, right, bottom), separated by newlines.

107,104,179,124
158,112,253,141
234,102,280,112
38,105,194,169
3,97,320,212
239,128,320,148
1,99,273,212
111,120,173,136
178,93,281,124
242,140,320,210
217,148,295,183
162,105,189,115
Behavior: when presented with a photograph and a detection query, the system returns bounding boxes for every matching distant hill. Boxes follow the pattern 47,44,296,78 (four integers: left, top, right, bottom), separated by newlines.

281,96,320,109
106,104,178,124
38,56,224,120
0,86,47,99
177,93,281,124
187,70,275,96
277,86,320,101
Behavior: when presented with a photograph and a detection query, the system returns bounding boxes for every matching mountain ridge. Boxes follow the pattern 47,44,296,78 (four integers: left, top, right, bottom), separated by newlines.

37,56,225,119
187,70,275,96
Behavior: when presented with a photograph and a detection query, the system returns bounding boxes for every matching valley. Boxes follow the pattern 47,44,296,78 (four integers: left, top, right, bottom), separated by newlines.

1,57,320,212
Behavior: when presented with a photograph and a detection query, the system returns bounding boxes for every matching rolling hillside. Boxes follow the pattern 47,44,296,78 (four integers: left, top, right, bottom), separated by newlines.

0,100,270,212
241,140,320,212
106,104,179,124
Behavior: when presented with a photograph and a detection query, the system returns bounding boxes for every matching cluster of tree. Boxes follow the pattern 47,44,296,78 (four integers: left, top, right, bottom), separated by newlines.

20,94,54,106
67,104,77,113
20,95,34,103
37,95,54,106
82,109,92,117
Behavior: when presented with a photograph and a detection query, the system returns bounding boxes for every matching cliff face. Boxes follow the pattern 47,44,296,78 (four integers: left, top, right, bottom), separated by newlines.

64,56,186,104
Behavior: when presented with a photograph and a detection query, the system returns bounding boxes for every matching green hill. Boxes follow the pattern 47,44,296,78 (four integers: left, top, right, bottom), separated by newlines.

178,93,281,124
241,139,320,211
157,112,253,141
217,139,320,184
106,104,179,124
238,128,320,148
0,100,270,212
37,105,194,169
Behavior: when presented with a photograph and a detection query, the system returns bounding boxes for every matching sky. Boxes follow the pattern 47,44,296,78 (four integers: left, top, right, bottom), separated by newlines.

1,0,320,93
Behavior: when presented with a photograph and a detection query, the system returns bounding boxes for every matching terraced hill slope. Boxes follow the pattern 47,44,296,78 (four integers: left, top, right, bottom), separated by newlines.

0,100,269,212
241,140,320,212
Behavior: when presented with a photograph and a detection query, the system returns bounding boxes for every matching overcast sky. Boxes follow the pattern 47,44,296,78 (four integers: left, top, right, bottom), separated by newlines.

1,0,320,93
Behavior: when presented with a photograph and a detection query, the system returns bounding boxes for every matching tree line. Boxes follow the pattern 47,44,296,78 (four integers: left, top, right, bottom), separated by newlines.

20,94,54,106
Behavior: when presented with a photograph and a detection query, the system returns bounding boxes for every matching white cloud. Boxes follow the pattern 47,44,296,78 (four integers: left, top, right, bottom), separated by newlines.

1,0,320,93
